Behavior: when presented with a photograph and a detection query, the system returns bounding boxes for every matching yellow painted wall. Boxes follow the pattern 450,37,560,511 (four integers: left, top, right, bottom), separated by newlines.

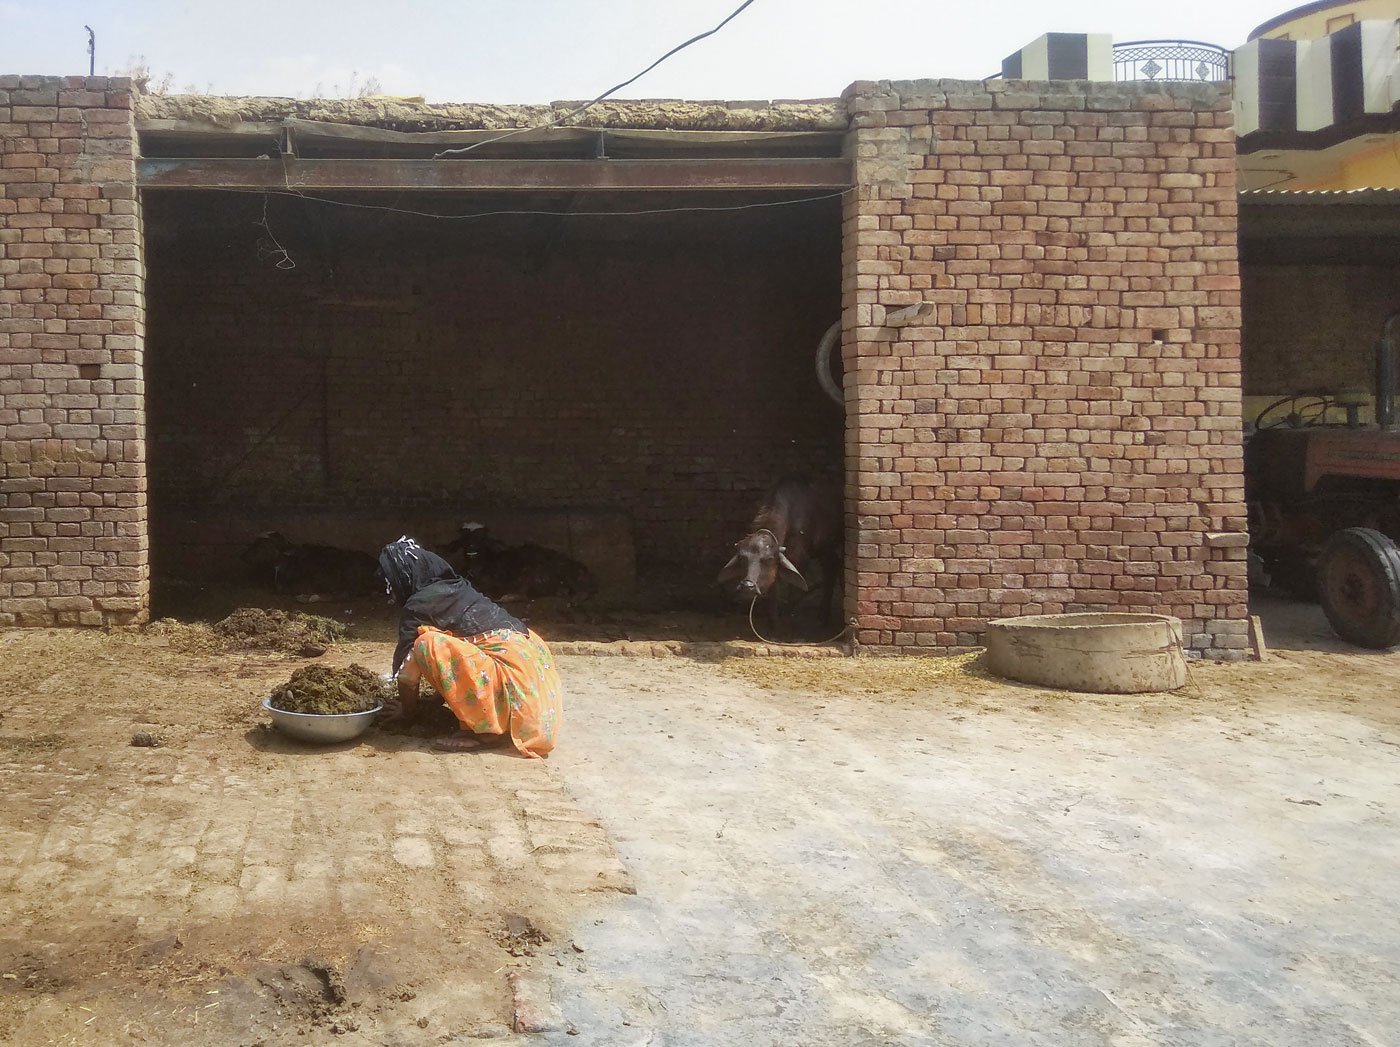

1256,0,1400,40
1285,137,1400,189
1341,141,1400,187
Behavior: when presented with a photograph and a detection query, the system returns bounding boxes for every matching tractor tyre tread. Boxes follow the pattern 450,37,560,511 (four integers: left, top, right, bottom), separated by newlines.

1318,527,1400,649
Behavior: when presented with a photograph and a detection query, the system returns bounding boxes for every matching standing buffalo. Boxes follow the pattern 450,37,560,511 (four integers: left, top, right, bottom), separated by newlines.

718,475,843,636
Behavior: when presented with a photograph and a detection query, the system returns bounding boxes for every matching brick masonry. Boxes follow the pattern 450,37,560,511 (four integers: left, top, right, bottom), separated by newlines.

143,192,842,598
2,74,1252,655
0,76,147,627
1242,262,1400,401
841,79,1249,658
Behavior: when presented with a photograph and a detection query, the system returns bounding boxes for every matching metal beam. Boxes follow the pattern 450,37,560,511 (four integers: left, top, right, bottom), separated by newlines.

137,156,852,192
1240,203,1400,240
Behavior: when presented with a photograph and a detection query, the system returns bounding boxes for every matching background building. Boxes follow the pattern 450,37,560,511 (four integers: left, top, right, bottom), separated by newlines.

1235,0,1400,190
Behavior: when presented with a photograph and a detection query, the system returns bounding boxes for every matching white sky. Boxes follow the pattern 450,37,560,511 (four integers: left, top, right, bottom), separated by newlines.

3,0,1293,102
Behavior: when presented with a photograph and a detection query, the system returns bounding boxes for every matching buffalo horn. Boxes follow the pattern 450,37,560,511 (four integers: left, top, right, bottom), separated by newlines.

777,550,809,589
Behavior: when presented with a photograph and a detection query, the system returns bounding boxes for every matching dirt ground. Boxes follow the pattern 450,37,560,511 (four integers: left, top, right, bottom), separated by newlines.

150,574,843,646
3,595,1400,1044
0,628,632,1045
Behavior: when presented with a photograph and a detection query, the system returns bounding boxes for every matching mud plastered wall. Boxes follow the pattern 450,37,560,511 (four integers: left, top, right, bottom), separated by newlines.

841,79,1248,658
0,76,147,627
144,192,842,601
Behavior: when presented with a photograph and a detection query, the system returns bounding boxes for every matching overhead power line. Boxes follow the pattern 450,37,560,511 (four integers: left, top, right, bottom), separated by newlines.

242,185,851,224
433,0,760,160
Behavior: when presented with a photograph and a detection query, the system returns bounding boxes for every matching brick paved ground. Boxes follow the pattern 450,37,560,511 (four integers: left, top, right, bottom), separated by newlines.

5,604,1399,1046
0,632,627,1043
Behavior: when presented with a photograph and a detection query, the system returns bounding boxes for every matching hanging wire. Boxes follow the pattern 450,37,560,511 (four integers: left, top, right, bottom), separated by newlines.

233,185,852,224
433,0,760,159
255,192,297,269
236,1,838,272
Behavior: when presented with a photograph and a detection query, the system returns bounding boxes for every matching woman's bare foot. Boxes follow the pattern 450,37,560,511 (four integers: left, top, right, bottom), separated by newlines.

431,730,507,753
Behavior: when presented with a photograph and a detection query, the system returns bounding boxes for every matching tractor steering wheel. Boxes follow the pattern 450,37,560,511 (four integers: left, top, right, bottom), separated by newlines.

1254,394,1339,430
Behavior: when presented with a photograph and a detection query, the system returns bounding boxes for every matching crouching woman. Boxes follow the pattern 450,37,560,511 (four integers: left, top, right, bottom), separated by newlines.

377,537,561,758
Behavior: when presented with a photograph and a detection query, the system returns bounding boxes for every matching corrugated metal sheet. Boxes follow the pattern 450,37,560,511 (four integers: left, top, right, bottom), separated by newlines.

1240,188,1400,205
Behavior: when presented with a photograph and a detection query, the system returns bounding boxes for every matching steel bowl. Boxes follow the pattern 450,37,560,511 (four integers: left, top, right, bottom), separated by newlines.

261,697,383,744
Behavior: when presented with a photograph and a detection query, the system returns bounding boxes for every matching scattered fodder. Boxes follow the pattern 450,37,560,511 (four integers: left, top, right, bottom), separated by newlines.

147,608,348,655
722,650,988,697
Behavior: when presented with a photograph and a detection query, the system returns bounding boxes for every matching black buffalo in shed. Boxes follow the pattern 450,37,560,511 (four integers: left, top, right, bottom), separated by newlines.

443,522,597,603
718,475,843,635
240,531,379,602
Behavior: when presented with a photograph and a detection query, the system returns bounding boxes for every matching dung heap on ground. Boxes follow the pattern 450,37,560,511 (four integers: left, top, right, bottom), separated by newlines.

214,608,348,650
148,607,348,654
268,664,389,715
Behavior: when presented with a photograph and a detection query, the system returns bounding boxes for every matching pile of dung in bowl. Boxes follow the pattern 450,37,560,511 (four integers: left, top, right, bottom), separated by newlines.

268,664,390,715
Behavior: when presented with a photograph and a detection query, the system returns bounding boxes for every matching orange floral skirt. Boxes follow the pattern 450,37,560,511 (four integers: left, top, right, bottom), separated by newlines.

397,625,562,758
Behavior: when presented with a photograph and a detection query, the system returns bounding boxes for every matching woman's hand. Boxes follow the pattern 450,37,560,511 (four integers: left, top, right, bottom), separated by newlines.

381,674,421,725
379,698,417,725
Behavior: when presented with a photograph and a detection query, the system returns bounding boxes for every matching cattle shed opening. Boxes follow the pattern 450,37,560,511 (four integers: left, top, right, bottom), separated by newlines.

140,122,847,638
2,76,1251,658
1240,189,1400,423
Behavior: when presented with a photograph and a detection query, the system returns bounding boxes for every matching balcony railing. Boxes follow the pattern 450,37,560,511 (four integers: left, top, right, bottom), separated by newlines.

1113,40,1232,82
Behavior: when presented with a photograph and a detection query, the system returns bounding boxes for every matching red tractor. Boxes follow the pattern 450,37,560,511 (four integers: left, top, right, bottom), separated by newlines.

1246,313,1400,649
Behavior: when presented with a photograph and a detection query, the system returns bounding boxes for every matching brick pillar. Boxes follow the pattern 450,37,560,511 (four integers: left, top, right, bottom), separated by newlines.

0,76,148,627
841,78,1248,659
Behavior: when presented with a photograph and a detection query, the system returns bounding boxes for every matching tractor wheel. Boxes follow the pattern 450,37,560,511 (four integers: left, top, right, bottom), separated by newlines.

1317,527,1400,649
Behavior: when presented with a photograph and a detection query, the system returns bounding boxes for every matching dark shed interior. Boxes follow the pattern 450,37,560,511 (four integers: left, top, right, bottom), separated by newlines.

1241,190,1400,420
142,186,844,631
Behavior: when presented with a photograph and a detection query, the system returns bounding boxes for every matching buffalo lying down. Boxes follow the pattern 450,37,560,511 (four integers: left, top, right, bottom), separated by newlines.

444,522,597,603
240,531,379,602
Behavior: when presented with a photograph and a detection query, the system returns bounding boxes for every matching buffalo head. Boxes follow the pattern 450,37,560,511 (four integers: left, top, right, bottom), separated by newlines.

717,530,809,601
240,530,289,570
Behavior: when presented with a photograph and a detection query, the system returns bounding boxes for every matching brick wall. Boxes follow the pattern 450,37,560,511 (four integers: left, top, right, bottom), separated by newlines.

841,79,1249,658
144,192,842,600
0,76,147,627
1,73,1255,647
1242,262,1400,399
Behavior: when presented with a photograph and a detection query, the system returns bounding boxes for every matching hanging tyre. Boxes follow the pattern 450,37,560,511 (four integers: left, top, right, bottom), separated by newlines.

1317,527,1400,649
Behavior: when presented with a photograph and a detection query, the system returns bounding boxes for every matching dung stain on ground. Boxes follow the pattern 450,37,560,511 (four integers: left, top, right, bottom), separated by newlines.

495,914,550,957
303,956,349,1006
377,693,461,738
0,733,67,753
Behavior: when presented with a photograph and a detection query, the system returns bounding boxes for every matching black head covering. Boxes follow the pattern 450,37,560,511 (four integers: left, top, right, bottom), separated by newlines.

378,537,458,604
379,536,526,674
